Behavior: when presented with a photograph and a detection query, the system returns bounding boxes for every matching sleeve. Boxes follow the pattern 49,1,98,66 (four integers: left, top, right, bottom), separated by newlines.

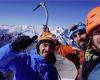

55,45,76,57
0,44,16,71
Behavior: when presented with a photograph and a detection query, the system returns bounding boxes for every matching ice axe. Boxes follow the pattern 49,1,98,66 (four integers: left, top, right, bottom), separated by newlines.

32,0,48,27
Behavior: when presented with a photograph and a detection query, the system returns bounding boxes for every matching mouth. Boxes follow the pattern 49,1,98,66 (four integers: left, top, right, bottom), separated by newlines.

42,51,49,55
79,41,84,45
43,50,49,53
42,52,50,58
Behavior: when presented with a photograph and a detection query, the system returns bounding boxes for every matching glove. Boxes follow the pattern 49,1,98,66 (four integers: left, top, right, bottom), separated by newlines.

32,35,38,42
11,35,33,52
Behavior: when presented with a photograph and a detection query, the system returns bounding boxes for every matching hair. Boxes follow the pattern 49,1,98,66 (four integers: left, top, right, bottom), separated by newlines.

46,53,56,65
11,36,32,52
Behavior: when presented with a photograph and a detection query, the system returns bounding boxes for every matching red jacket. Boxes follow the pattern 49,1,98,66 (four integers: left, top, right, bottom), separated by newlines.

55,44,85,80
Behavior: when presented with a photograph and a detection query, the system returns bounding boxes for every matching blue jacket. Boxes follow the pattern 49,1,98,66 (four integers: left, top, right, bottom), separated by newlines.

88,63,100,80
0,44,58,80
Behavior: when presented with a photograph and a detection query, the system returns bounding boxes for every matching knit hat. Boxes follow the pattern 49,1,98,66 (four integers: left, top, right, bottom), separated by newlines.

38,31,54,41
38,26,55,42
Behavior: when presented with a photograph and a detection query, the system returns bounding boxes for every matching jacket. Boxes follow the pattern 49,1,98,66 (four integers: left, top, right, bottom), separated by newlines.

0,44,58,80
55,44,85,80
81,47,100,80
55,45,85,68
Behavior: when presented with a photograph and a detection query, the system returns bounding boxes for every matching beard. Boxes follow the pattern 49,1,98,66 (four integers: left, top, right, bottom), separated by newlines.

78,40,87,50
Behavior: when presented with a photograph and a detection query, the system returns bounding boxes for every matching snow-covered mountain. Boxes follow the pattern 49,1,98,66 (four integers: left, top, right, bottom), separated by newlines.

0,24,62,36
0,24,72,47
0,24,39,47
0,24,39,37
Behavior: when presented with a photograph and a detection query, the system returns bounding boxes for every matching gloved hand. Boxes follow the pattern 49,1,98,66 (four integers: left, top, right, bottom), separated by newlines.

11,35,34,52
32,35,38,42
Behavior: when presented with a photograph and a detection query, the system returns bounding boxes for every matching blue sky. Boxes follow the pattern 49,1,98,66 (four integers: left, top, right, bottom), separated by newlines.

0,0,100,29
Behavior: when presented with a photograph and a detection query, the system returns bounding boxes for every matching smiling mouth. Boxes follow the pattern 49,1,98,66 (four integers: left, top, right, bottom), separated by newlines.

43,51,49,55
79,41,84,45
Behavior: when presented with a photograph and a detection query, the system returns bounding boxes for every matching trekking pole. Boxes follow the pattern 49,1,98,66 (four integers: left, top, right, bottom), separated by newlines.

32,0,48,26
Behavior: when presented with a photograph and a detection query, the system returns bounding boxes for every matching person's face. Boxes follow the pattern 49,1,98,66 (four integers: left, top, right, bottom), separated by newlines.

39,42,55,59
92,27,100,50
72,30,88,49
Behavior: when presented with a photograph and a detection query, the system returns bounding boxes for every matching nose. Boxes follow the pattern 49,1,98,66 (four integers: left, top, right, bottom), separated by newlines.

44,46,50,51
76,35,81,41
